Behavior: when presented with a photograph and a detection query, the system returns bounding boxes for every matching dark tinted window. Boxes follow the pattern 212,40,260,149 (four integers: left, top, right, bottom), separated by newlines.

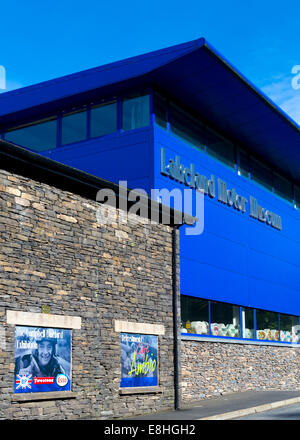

122,94,150,130
61,109,87,145
242,307,254,339
90,101,117,138
295,186,300,210
238,148,250,178
4,118,57,152
170,102,205,151
206,129,235,168
274,173,293,203
154,91,168,130
250,157,273,192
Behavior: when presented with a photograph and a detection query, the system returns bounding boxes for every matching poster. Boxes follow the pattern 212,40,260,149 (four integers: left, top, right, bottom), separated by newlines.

120,333,158,388
14,326,71,393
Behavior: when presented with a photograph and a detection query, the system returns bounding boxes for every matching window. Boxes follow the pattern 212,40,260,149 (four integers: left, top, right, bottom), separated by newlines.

256,310,279,341
274,173,293,204
295,186,300,210
280,314,299,343
250,157,273,192
180,296,209,335
154,91,168,130
206,128,235,169
242,307,254,339
169,102,205,151
237,148,250,179
4,118,57,152
122,94,150,131
61,109,87,146
181,297,300,344
210,301,240,337
90,101,117,138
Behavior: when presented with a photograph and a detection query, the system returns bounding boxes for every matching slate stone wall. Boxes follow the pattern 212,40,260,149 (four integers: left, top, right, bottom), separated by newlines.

0,168,178,419
181,339,300,401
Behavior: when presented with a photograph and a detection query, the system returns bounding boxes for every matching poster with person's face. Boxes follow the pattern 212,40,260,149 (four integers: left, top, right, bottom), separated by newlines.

120,333,158,388
14,326,71,393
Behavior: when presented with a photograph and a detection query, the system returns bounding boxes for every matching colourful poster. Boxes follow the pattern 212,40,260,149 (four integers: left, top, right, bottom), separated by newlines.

120,333,158,388
14,326,71,393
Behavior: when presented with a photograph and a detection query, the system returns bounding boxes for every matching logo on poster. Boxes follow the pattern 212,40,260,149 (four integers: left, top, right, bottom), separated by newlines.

15,374,32,390
56,374,68,387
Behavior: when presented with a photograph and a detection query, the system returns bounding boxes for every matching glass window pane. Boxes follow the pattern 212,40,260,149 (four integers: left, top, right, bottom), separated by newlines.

154,91,168,130
122,94,150,131
274,173,293,203
256,310,279,340
180,296,209,335
294,186,300,210
250,157,273,192
280,314,299,343
206,129,235,169
4,118,57,152
242,307,254,339
169,102,205,152
238,148,250,178
210,301,240,337
61,109,87,145
90,101,117,138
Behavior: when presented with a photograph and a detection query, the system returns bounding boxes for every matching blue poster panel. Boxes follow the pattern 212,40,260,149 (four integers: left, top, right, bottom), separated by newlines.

120,333,158,388
14,326,71,393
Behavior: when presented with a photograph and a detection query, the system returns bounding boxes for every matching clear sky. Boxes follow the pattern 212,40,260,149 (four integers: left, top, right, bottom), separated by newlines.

1,0,299,124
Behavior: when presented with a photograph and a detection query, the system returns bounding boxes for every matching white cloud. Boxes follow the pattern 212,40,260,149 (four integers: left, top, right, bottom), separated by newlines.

261,74,300,126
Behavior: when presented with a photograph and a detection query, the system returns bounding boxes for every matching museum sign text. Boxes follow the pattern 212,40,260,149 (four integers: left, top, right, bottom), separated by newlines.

160,148,282,231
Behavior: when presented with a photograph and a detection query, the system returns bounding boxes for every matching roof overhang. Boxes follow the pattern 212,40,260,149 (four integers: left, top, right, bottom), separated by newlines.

0,38,299,182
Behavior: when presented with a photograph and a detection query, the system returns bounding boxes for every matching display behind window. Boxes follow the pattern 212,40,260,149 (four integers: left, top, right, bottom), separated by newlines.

181,296,209,335
210,301,240,338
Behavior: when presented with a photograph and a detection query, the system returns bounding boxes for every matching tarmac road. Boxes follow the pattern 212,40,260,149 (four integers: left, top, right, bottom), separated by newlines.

235,403,300,420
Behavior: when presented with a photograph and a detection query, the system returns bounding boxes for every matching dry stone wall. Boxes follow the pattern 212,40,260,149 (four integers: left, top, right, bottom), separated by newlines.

181,339,300,401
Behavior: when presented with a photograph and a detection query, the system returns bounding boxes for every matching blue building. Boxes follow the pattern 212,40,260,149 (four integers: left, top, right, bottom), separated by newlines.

1,38,300,397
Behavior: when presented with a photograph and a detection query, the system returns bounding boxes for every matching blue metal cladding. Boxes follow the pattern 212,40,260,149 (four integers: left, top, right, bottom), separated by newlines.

41,127,154,193
153,126,300,316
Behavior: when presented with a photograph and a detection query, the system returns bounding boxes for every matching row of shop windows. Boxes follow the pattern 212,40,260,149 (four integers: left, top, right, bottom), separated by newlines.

2,89,299,210
181,295,300,343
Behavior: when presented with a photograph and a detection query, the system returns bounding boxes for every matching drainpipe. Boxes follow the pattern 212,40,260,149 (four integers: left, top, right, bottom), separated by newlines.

172,224,181,411
172,213,198,411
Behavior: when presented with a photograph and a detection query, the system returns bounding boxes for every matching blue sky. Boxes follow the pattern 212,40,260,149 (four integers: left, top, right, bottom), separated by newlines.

1,0,299,124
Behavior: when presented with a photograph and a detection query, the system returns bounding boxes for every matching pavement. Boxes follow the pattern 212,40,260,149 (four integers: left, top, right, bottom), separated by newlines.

129,390,300,420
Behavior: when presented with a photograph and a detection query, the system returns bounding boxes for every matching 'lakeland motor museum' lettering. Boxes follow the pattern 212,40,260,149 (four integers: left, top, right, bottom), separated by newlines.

160,148,282,231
